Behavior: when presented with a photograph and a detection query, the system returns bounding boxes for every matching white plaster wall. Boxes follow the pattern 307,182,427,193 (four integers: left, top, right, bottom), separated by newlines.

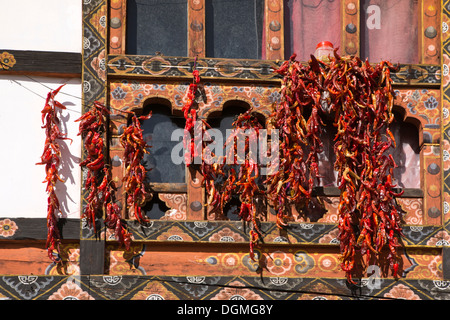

0,76,82,218
0,0,82,53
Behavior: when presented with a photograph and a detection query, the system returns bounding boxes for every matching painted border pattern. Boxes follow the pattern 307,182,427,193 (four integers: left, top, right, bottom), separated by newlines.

81,0,108,240
0,275,448,300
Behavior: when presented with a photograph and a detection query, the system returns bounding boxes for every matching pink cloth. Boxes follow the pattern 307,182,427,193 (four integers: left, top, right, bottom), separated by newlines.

287,0,341,61
361,0,419,64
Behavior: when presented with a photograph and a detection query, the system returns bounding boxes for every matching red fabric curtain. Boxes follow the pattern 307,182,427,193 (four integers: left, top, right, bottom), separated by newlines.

285,0,342,61
360,0,419,64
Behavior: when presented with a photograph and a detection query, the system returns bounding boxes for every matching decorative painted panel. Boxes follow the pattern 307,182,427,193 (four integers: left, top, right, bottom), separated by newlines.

0,275,448,300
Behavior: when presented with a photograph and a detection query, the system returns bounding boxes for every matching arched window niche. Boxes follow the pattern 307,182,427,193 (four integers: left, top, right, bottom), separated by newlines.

204,100,268,221
315,104,422,190
123,98,187,220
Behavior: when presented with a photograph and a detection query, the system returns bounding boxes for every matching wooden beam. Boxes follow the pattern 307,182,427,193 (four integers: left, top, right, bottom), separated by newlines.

0,218,79,240
0,50,81,77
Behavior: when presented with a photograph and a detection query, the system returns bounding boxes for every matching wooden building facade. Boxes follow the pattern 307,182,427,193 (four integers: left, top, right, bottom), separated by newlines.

0,0,450,300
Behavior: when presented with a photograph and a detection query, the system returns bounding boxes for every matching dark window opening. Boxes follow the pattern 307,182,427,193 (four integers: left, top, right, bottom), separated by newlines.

140,104,186,183
205,0,264,59
207,104,267,220
390,113,421,189
143,195,170,219
126,0,188,56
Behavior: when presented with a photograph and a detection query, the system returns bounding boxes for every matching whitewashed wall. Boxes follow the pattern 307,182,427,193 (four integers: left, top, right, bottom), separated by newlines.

0,0,83,218
0,76,82,218
0,0,82,53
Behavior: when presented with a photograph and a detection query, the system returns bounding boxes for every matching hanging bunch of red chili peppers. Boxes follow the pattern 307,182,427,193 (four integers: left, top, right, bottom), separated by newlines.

268,51,403,282
76,101,109,231
119,112,152,224
182,61,201,166
265,54,324,230
228,111,265,260
76,101,132,249
202,110,265,260
37,84,71,263
325,53,403,282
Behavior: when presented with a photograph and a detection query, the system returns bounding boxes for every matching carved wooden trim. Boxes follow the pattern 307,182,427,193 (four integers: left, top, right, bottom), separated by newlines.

109,0,127,55
264,0,284,60
341,0,360,57
420,0,440,64
187,0,205,58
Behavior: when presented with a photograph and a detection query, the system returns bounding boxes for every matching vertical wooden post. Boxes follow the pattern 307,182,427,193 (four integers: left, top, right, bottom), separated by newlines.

422,144,442,225
80,0,108,275
420,0,440,64
188,0,206,58
265,0,284,61
109,0,127,55
341,0,360,57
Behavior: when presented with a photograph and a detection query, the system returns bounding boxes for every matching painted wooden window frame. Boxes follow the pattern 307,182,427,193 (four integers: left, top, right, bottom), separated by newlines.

100,0,448,280
0,0,446,280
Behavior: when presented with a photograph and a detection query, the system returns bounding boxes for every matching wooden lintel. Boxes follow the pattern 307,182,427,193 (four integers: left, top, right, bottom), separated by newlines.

0,50,81,77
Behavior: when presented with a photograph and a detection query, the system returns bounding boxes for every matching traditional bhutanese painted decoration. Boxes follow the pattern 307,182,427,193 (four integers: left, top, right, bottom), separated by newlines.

0,52,16,70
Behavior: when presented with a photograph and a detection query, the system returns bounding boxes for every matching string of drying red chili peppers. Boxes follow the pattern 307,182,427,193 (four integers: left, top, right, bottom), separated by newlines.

202,110,265,260
182,61,201,166
119,112,152,224
264,55,325,230
326,53,403,283
76,101,109,231
37,84,72,263
76,101,132,249
270,52,403,282
229,112,265,260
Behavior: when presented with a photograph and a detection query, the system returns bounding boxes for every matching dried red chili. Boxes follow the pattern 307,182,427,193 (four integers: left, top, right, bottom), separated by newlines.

325,55,402,282
77,101,132,249
270,51,403,282
37,84,71,263
201,109,265,259
182,66,201,166
120,112,152,224
184,53,403,280
76,101,109,231
265,54,324,229
254,52,402,281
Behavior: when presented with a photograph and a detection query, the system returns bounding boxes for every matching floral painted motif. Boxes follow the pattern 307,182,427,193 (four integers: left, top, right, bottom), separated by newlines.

383,284,421,300
426,230,450,246
0,219,18,237
158,193,187,221
427,256,443,279
265,251,293,276
46,244,80,276
395,89,440,143
131,281,179,300
0,52,16,70
157,226,193,242
211,280,263,300
90,49,106,81
48,280,94,300
209,227,245,242
318,228,340,244
442,54,450,88
109,80,278,118
398,198,423,225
